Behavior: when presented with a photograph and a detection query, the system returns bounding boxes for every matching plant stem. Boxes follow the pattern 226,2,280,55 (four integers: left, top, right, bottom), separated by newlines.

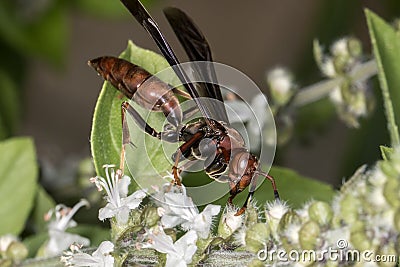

292,59,377,107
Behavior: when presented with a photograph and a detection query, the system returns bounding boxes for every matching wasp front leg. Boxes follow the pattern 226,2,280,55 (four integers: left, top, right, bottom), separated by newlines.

233,172,280,216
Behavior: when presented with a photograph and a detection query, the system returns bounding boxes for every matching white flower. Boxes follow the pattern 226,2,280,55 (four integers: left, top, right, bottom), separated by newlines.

143,226,197,267
158,185,220,238
265,200,289,237
331,38,349,57
267,68,293,96
221,205,244,234
61,241,114,267
90,164,147,224
44,199,90,256
265,200,288,221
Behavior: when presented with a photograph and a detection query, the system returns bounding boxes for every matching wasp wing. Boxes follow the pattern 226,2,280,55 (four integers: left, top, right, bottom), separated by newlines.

120,0,214,122
164,7,229,124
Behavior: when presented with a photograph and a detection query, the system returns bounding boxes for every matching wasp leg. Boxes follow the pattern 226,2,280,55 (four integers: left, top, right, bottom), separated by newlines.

234,174,259,216
257,171,280,200
233,172,280,216
120,101,180,172
123,101,162,139
172,131,205,185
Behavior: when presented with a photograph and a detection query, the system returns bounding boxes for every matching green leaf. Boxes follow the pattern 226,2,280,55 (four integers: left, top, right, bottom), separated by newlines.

0,137,38,235
210,166,335,209
32,186,56,233
91,41,172,179
366,9,400,147
0,69,20,140
269,166,335,206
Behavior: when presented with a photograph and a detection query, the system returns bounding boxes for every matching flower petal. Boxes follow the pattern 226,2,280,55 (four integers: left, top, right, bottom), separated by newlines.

174,230,198,263
203,204,221,216
46,230,90,256
93,241,114,257
98,203,118,221
115,206,130,225
122,189,147,209
118,175,131,197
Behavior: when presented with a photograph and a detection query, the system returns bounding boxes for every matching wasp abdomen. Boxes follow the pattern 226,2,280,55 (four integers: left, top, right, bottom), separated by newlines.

88,56,150,99
88,56,182,126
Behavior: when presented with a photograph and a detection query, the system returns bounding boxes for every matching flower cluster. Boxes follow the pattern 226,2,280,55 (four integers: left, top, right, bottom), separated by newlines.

219,149,400,267
314,37,375,128
56,148,400,266
60,166,222,267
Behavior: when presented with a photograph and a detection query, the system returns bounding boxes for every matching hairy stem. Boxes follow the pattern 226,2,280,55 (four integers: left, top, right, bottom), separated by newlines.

292,59,377,107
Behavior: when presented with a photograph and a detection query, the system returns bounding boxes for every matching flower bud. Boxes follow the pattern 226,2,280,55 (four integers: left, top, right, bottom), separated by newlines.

331,39,351,73
140,206,160,227
218,206,243,239
350,228,371,252
5,241,28,262
265,201,289,236
347,37,362,58
278,210,301,232
244,201,260,227
339,194,360,224
299,220,320,250
267,68,295,106
244,223,270,253
308,201,333,226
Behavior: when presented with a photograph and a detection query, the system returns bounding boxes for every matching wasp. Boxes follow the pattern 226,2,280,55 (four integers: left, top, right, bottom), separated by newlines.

88,0,279,215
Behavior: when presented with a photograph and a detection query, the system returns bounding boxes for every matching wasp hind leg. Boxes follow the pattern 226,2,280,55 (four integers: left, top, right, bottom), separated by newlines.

120,101,180,173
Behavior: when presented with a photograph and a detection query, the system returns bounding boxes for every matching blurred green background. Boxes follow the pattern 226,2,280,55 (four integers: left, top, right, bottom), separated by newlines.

1,0,400,204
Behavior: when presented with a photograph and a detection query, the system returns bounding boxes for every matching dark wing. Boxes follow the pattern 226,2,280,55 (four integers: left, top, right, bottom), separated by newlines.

120,0,214,123
163,7,229,123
